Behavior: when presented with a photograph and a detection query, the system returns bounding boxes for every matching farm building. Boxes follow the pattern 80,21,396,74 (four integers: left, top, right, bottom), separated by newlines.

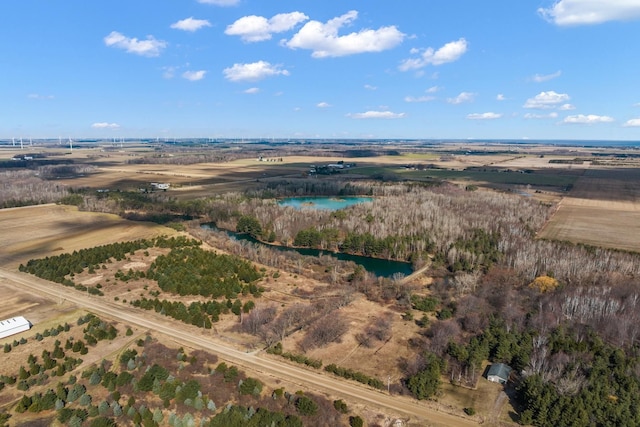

150,182,170,191
0,316,31,339
486,363,512,384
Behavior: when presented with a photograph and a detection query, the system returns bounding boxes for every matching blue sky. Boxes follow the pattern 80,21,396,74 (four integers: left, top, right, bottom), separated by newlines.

2,0,640,141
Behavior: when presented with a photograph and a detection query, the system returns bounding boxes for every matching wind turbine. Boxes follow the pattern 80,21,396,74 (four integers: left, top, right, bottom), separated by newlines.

12,137,15,147
69,137,73,153
20,137,23,150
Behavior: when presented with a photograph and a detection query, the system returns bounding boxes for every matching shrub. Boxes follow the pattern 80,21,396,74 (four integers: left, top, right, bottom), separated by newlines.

411,295,439,312
266,343,283,355
239,377,263,396
324,364,384,389
223,366,239,383
349,415,364,427
333,399,348,414
295,396,318,416
437,308,453,320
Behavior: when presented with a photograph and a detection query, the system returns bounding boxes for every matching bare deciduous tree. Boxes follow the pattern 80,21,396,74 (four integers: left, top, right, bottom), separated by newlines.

238,304,277,336
300,311,349,351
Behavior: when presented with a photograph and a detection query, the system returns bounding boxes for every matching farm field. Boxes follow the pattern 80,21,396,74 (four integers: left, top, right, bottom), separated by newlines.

0,282,76,329
538,168,640,252
0,204,176,268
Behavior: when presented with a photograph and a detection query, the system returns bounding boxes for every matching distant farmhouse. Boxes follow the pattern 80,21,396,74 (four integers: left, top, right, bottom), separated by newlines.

310,161,356,175
0,316,31,339
486,363,512,385
150,182,170,191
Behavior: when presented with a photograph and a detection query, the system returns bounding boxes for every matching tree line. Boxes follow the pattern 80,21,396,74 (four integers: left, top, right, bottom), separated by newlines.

19,236,199,285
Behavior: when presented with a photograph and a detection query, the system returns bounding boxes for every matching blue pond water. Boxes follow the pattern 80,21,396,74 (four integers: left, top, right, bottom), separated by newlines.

277,196,373,210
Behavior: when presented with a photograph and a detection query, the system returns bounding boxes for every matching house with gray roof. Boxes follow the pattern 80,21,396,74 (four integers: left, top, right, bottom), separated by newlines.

486,363,512,384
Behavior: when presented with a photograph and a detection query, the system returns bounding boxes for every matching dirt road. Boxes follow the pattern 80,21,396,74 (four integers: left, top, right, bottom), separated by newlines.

0,268,477,427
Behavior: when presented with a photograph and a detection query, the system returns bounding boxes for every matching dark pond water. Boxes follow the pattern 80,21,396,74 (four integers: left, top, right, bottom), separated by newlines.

201,223,412,278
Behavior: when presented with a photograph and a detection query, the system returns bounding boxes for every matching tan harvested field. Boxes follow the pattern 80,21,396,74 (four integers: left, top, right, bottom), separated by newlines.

0,204,177,267
48,155,323,198
539,168,640,252
0,282,74,326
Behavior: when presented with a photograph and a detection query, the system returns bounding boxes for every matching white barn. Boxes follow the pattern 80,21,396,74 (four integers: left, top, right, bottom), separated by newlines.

0,316,31,339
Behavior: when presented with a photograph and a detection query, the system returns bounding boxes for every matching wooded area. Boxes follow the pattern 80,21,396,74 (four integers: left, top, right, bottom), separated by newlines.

5,141,640,426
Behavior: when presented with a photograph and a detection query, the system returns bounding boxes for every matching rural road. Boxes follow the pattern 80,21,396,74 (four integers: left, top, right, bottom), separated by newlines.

0,268,478,427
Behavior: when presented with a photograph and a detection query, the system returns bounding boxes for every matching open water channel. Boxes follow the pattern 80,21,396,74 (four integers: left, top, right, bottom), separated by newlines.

202,196,413,278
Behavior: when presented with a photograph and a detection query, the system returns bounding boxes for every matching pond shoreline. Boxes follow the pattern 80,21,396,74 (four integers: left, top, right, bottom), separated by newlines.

201,223,413,278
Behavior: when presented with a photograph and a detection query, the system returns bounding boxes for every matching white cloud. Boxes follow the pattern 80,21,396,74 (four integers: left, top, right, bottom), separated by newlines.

467,112,502,120
197,0,239,6
182,70,207,81
496,94,506,101
539,0,640,25
447,92,476,105
223,61,290,82
404,95,435,103
225,12,308,42
558,103,576,110
624,118,640,127
162,66,177,79
104,31,166,57
171,17,212,32
427,86,441,93
563,114,614,124
270,12,310,32
316,102,331,108
284,10,405,58
28,93,54,100
92,122,120,129
523,91,570,109
531,70,562,82
399,38,468,71
347,110,406,119
524,112,559,119
364,84,377,91
244,87,260,94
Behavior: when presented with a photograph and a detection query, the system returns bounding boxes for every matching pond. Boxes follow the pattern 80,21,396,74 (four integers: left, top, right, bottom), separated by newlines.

201,223,413,278
277,196,373,210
